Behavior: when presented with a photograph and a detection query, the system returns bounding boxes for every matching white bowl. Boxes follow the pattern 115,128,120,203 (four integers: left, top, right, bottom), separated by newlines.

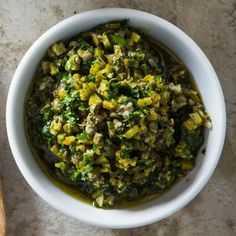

6,8,226,228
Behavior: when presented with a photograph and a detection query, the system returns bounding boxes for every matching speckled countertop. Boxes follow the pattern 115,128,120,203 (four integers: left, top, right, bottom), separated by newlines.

0,0,235,235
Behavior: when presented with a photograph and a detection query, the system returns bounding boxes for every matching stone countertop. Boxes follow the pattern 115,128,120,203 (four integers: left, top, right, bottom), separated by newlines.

0,0,235,235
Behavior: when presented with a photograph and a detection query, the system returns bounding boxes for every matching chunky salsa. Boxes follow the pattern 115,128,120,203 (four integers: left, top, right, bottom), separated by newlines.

25,20,211,208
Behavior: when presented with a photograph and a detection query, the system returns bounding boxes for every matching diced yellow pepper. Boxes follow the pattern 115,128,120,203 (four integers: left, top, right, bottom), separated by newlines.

91,33,99,46
79,90,87,101
65,54,80,71
47,47,56,58
95,47,104,57
80,82,96,100
105,54,114,64
97,64,112,77
95,73,106,83
57,133,66,144
139,123,147,133
89,93,103,106
181,160,194,170
137,97,152,107
131,32,141,43
90,58,106,75
90,63,102,75
72,73,80,80
100,163,111,173
99,80,109,93
55,162,66,171
76,144,86,153
123,58,129,67
183,112,203,131
49,63,58,76
117,179,124,189
71,74,81,90
95,156,109,165
103,100,117,110
97,33,111,48
114,45,122,57
63,136,76,145
50,121,61,135
77,49,93,61
77,49,83,58
143,75,154,82
52,42,66,56
79,76,87,83
102,91,109,98
58,88,67,99
95,195,104,207
123,125,139,139
51,144,59,155
63,123,72,133
104,64,112,74
115,150,121,158
183,120,195,131
150,92,161,104
116,156,137,170
190,112,203,125
147,110,158,121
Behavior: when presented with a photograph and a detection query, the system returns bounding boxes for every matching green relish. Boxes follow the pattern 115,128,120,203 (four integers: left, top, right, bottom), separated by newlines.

25,20,211,208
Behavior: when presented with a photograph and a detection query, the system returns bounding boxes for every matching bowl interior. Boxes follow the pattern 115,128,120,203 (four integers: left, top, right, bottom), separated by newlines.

6,8,226,228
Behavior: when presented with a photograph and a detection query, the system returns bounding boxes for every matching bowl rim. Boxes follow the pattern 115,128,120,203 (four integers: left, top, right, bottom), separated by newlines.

6,8,226,228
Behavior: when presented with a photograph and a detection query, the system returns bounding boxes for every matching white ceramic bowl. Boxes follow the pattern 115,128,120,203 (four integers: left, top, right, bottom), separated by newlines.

6,8,226,228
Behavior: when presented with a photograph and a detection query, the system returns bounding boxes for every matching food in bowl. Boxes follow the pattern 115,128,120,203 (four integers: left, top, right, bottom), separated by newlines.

25,20,211,208
7,8,226,228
